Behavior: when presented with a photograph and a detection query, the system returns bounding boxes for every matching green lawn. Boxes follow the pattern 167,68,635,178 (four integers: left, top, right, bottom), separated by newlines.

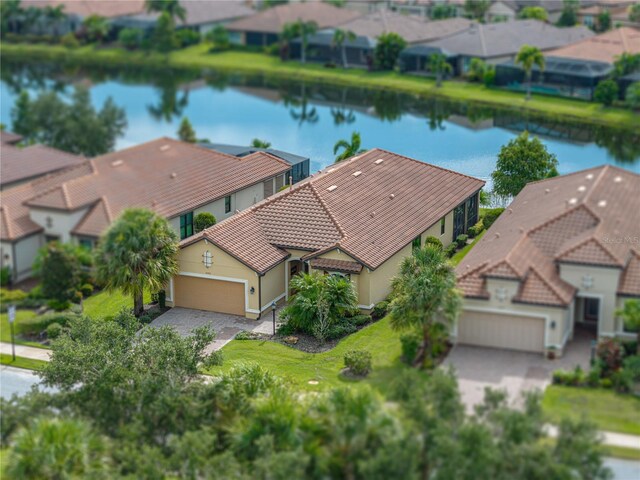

0,353,47,371
83,289,151,319
2,43,638,129
0,310,47,348
205,316,416,393
542,385,640,436
603,445,640,461
452,230,486,265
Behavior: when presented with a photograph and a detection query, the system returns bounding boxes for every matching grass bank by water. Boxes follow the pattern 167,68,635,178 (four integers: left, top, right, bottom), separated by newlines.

2,43,638,129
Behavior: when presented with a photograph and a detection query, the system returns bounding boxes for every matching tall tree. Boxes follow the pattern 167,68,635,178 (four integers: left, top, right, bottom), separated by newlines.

612,52,640,78
630,3,640,23
429,53,452,87
597,9,611,32
616,299,640,354
333,131,364,162
251,138,271,148
39,242,81,304
515,44,545,100
43,4,66,40
177,116,197,143
82,14,110,43
389,245,462,368
557,0,579,26
518,6,548,21
0,0,23,36
491,131,559,198
332,28,356,68
296,20,318,64
594,79,619,106
95,208,179,317
153,11,178,53
145,0,186,23
374,32,407,70
464,0,490,21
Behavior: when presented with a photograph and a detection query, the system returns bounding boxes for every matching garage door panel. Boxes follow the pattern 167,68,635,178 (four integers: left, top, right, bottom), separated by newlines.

174,276,245,316
457,311,544,353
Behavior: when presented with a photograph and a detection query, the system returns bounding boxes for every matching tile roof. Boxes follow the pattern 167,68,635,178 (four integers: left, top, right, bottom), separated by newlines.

423,20,594,58
0,131,22,145
226,2,361,34
186,148,484,274
544,27,640,65
1,143,86,188
309,258,363,274
22,0,145,18
457,165,640,306
24,138,291,237
118,0,253,27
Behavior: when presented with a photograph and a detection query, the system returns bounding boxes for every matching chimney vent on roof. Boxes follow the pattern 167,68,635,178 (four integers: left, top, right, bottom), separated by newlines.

170,172,177,179
111,159,124,167
545,188,550,194
389,193,395,199
568,197,577,205
508,208,513,214
160,144,170,151
598,200,607,208
614,176,622,183
370,211,375,218
352,171,362,177
586,173,594,180
494,232,500,238
519,227,525,233
327,185,338,192
235,209,240,214
374,158,384,165
327,168,336,173
578,185,586,192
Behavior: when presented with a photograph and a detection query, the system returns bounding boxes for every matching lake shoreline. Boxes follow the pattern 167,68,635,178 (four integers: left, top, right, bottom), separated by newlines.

2,42,638,131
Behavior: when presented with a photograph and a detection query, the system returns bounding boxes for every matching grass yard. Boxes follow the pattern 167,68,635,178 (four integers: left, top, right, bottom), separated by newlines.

452,230,486,265
603,445,640,461
0,310,47,348
542,385,640,436
2,43,638,129
83,289,151,319
205,316,417,393
0,353,47,371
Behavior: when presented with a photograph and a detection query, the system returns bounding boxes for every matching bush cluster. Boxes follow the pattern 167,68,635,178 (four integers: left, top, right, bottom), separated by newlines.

467,220,484,238
372,301,388,319
481,208,505,230
424,236,443,250
344,349,372,376
444,243,457,258
455,234,468,248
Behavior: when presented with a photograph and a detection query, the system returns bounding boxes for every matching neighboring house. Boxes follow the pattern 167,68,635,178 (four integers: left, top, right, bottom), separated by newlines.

169,148,483,319
406,20,593,75
201,143,310,184
486,1,519,23
495,27,640,99
456,166,640,356
387,0,466,18
578,2,640,29
0,135,86,190
0,131,23,145
113,1,255,35
0,138,291,282
226,2,361,47
294,13,472,68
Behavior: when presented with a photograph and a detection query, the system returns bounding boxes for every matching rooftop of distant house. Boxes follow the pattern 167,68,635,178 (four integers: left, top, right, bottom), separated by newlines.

545,27,640,64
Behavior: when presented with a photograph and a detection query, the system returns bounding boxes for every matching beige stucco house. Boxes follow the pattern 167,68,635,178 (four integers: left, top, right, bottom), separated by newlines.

456,165,640,356
1,138,292,283
169,148,484,319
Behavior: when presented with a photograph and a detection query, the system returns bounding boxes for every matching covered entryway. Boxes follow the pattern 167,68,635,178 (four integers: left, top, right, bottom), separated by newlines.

173,275,245,316
457,311,545,353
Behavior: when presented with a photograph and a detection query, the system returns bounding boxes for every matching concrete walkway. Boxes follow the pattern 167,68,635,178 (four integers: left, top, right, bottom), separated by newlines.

546,425,640,449
0,342,51,361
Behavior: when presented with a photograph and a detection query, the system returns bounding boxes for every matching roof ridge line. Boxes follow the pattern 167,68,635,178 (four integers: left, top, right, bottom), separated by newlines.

241,150,291,168
527,203,599,238
457,260,489,280
583,164,609,204
1,206,14,239
308,182,346,238
523,266,566,304
556,236,620,266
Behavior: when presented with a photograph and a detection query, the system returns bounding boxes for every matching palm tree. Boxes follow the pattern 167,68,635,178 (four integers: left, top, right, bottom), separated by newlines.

297,20,318,64
1,0,23,35
251,138,271,148
616,299,640,354
44,4,66,40
82,14,110,44
279,22,299,61
389,245,461,368
332,28,357,68
95,208,179,317
515,45,545,100
333,131,365,162
429,53,453,87
145,0,186,23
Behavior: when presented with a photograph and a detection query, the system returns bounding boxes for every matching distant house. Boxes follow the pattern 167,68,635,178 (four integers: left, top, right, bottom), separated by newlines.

456,166,640,356
495,27,640,99
0,134,86,189
293,13,471,68
405,20,593,75
578,1,640,30
169,148,483,318
0,138,291,283
226,2,361,47
201,143,310,184
387,0,466,19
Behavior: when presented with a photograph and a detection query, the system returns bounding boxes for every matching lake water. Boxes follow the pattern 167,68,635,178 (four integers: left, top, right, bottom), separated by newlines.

1,62,638,185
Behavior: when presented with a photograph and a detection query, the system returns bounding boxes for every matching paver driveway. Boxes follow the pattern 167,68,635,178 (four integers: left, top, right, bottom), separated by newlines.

443,331,593,411
148,307,275,352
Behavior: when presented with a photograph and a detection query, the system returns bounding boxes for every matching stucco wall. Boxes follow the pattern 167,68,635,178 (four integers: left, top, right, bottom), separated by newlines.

14,234,44,282
260,262,286,311
30,207,89,244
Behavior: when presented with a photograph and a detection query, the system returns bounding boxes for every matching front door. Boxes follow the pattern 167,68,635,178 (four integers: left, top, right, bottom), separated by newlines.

583,297,599,323
453,204,465,240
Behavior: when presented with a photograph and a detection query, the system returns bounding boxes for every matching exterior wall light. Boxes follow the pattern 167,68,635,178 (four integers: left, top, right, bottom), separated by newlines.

550,321,556,330
250,287,255,294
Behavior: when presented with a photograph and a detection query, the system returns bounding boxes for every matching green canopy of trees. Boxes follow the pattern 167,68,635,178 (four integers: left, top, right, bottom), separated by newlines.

177,116,197,143
374,32,407,70
333,131,365,162
594,79,619,106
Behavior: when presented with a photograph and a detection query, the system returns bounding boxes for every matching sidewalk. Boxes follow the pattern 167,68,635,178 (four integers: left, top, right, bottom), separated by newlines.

0,342,51,361
546,424,640,450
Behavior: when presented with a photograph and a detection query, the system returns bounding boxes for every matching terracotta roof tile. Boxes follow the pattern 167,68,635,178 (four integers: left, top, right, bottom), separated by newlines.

483,260,520,279
22,0,145,18
619,252,640,297
0,131,22,145
1,144,86,187
309,258,363,274
557,238,622,267
545,27,640,65
513,268,568,307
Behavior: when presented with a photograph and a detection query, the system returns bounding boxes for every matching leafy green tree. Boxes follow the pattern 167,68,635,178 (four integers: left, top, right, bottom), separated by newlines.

626,82,640,109
557,0,578,26
515,44,545,100
281,272,358,341
145,0,186,23
118,27,143,50
288,20,318,64
38,242,81,303
374,32,407,70
206,25,230,50
332,28,357,68
82,14,110,43
463,0,490,21
0,0,23,36
616,299,640,354
153,11,178,52
429,53,452,87
466,57,487,82
279,21,299,60
43,4,66,40
194,212,216,232
177,116,197,142
263,0,289,8
94,208,178,317
6,417,111,479
333,131,364,162
630,3,640,22
597,9,611,32
492,131,559,198
431,4,457,19
612,52,640,78
389,245,462,368
594,79,619,106
251,138,271,148
518,6,548,21
10,87,126,156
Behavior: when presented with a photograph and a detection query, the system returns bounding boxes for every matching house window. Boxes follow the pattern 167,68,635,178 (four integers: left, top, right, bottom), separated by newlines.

179,212,194,240
440,217,446,235
78,238,93,250
412,235,421,251
202,250,212,268
584,298,599,322
224,195,231,213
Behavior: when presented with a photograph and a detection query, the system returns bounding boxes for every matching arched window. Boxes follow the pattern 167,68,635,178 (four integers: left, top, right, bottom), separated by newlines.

203,250,213,268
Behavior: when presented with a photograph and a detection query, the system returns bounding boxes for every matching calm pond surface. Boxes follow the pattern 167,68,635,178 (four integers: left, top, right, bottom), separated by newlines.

1,61,639,185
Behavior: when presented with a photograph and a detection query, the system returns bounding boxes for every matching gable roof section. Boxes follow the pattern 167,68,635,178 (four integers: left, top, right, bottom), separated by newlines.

544,27,640,65
618,252,640,297
188,148,484,273
557,238,623,267
226,2,361,34
22,0,145,18
0,131,22,145
1,144,86,188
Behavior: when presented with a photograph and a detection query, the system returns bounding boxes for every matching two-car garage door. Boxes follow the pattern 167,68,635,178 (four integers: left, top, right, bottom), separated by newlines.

457,311,545,353
173,275,245,316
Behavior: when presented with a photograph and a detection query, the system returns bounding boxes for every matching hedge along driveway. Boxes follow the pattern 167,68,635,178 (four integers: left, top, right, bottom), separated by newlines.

2,43,638,130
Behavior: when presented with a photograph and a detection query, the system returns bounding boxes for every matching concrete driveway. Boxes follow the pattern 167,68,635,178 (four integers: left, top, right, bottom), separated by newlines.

148,307,275,352
443,333,592,411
